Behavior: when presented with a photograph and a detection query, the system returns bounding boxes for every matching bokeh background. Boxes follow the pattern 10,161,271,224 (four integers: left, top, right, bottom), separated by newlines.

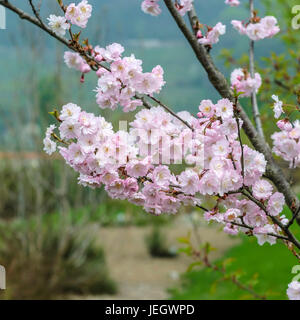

0,0,299,300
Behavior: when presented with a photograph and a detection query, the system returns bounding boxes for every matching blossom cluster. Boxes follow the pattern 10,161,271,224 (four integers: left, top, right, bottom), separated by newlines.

141,0,193,17
45,97,288,247
94,44,165,112
65,0,92,28
271,101,300,169
64,42,165,112
64,51,91,75
197,23,226,46
48,0,92,36
271,95,300,168
232,16,280,41
230,68,262,97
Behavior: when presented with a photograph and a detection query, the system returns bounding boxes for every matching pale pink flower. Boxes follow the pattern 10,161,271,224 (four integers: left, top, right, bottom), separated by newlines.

176,0,193,16
272,95,283,119
126,159,150,178
60,103,81,121
198,100,215,118
47,15,70,36
198,23,226,46
287,281,300,300
141,0,161,16
43,137,56,155
253,225,277,246
252,179,273,200
215,98,234,119
267,192,285,216
224,208,241,222
178,169,200,195
231,68,262,97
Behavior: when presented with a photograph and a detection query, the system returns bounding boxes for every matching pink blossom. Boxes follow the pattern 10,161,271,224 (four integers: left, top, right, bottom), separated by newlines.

215,98,234,120
276,119,292,132
59,119,81,139
225,0,240,7
64,51,91,73
267,192,285,216
178,169,200,195
253,225,277,246
176,0,193,17
43,137,56,155
126,159,151,178
141,0,161,16
252,179,273,200
272,121,300,168
244,210,268,228
224,208,241,222
271,95,283,119
47,15,70,36
65,0,92,28
223,223,239,235
198,23,226,46
231,68,262,97
150,165,172,187
287,281,300,300
198,100,215,118
231,20,246,35
232,16,280,41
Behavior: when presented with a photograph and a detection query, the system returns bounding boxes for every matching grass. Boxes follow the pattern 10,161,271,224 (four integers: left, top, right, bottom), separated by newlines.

170,235,299,300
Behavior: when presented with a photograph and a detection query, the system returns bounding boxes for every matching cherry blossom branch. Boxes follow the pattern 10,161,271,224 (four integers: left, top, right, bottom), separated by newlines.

2,1,300,230
0,0,194,129
240,188,300,250
147,95,193,130
249,0,264,139
163,0,300,226
196,202,296,245
226,220,290,242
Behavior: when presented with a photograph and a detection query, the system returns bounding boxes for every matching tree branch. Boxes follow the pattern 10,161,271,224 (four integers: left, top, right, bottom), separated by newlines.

163,0,300,225
249,0,264,139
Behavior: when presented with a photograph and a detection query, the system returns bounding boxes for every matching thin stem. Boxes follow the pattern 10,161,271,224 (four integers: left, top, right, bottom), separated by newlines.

197,203,292,242
28,0,44,27
249,0,264,139
147,95,193,130
241,189,300,250
236,116,244,179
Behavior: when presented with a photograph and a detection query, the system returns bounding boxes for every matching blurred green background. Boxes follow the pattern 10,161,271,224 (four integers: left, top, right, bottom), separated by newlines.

0,0,299,300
